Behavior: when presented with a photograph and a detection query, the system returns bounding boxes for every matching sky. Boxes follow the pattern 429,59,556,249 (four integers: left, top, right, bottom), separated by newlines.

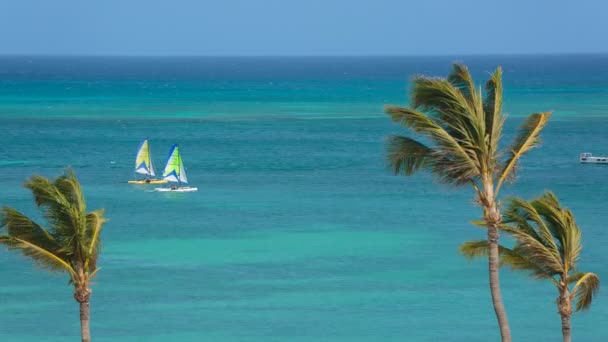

0,0,606,56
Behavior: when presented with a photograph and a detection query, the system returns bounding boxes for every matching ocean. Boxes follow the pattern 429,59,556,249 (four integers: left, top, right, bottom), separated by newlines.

0,55,607,341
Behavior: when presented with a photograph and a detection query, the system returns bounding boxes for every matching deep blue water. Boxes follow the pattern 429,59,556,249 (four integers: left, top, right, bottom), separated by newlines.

0,56,607,341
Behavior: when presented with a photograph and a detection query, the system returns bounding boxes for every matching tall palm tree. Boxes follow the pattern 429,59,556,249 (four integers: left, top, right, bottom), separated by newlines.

461,191,600,342
0,169,106,342
386,63,550,341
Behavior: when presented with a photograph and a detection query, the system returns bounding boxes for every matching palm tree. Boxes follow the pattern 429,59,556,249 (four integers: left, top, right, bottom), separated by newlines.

385,63,550,341
461,191,600,342
0,169,106,342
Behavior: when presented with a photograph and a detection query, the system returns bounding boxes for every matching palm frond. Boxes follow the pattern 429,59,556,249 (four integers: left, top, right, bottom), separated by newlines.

500,213,543,243
411,75,484,148
567,271,585,284
1,169,106,288
385,105,470,145
447,64,486,128
502,192,599,312
24,174,76,244
53,168,85,213
471,219,488,227
54,169,87,246
385,63,532,188
385,105,480,185
505,197,560,256
84,209,107,273
458,239,548,279
501,224,563,276
483,67,505,157
570,272,600,311
386,135,433,175
500,245,552,280
496,112,551,193
447,63,477,104
0,236,75,278
1,206,61,254
532,193,581,271
458,240,518,264
459,240,492,259
24,175,67,208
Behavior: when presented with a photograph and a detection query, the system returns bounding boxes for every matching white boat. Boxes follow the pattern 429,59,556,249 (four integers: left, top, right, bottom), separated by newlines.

154,144,198,192
155,187,198,192
128,138,168,184
580,152,608,164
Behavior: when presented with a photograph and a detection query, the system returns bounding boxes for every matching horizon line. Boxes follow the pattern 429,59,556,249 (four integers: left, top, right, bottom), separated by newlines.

1,52,608,58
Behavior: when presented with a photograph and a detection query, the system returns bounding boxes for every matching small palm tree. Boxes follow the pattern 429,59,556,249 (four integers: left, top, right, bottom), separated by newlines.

461,191,600,342
0,169,106,342
386,63,551,341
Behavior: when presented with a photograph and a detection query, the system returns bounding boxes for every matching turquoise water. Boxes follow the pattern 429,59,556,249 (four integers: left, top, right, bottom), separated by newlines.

0,56,607,341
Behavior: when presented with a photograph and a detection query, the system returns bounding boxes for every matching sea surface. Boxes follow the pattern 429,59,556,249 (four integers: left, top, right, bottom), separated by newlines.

0,55,607,341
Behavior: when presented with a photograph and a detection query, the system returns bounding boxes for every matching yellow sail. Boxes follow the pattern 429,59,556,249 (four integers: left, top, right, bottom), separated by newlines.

135,139,155,176
129,139,167,184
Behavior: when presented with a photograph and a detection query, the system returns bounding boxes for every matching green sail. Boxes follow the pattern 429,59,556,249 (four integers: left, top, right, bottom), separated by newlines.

162,144,188,183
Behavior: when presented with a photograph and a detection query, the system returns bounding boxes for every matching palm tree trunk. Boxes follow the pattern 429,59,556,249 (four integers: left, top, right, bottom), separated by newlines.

560,313,571,342
482,179,511,342
80,301,91,342
488,222,511,342
75,285,92,342
557,286,572,342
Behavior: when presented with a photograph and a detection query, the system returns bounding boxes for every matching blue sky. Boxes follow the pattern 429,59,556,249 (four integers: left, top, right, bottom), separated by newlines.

0,0,605,56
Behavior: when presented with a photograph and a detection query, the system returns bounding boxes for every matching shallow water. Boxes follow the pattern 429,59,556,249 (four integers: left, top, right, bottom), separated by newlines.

0,56,607,341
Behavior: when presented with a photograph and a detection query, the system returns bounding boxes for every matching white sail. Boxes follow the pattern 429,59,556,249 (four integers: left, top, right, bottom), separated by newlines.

149,159,156,177
179,158,188,183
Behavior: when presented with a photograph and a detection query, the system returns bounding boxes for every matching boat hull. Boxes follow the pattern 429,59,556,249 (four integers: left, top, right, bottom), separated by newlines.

154,187,198,192
128,179,169,184
580,159,608,164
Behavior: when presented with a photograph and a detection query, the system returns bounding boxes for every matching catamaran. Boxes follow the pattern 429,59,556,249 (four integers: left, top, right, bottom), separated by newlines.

580,152,608,164
128,138,168,184
155,144,198,192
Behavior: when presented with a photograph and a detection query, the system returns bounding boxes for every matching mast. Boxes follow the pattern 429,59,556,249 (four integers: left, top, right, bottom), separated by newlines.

146,138,151,180
147,138,153,179
177,145,182,187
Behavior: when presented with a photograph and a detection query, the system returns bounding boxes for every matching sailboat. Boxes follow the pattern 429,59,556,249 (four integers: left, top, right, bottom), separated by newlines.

155,144,198,192
128,138,168,184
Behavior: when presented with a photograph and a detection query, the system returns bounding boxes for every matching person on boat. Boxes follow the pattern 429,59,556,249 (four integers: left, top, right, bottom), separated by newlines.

171,185,177,190
145,178,151,184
